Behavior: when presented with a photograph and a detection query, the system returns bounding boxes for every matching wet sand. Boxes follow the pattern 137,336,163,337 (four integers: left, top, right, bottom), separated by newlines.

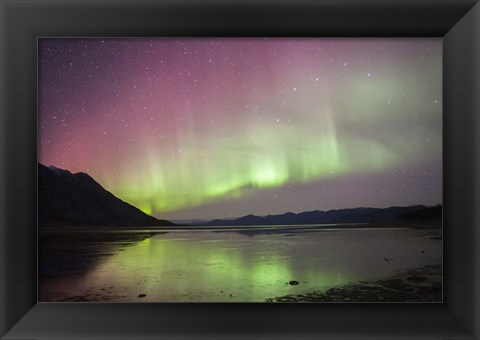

55,264,442,303
266,264,442,302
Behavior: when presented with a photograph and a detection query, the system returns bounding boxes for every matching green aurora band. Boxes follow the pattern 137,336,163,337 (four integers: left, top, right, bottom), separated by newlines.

39,38,442,218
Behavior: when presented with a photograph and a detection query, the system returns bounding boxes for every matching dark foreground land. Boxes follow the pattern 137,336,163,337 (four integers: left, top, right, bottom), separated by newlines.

266,264,442,302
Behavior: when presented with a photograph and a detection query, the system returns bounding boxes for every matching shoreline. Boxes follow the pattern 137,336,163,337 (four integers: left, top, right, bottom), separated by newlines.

266,264,442,302
39,220,442,233
39,227,442,303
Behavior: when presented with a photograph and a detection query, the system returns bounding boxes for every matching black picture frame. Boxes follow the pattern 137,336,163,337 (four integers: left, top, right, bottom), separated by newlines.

1,0,479,339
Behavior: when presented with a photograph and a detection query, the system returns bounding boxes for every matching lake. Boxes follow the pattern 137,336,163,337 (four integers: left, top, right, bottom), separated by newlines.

38,225,442,302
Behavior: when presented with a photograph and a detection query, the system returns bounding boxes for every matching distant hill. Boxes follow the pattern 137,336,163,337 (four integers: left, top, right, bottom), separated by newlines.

206,205,429,226
38,163,175,227
396,204,442,221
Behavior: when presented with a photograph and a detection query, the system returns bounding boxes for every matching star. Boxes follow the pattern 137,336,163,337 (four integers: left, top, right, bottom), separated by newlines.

38,37,442,219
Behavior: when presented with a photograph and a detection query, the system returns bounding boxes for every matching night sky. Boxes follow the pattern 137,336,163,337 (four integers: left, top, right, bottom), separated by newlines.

39,38,442,220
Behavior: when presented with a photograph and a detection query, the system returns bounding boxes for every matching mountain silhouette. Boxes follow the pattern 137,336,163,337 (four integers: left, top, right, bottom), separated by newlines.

207,205,430,226
396,204,442,221
38,163,174,227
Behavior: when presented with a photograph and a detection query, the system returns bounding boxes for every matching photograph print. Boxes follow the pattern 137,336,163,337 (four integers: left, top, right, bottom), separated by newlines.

38,38,442,302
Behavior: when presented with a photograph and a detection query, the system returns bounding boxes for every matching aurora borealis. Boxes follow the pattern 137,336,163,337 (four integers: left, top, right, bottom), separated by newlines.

38,38,442,220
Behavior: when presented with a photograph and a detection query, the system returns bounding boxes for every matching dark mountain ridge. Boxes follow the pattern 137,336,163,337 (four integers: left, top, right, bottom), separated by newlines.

396,204,442,221
206,205,434,226
38,163,175,227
